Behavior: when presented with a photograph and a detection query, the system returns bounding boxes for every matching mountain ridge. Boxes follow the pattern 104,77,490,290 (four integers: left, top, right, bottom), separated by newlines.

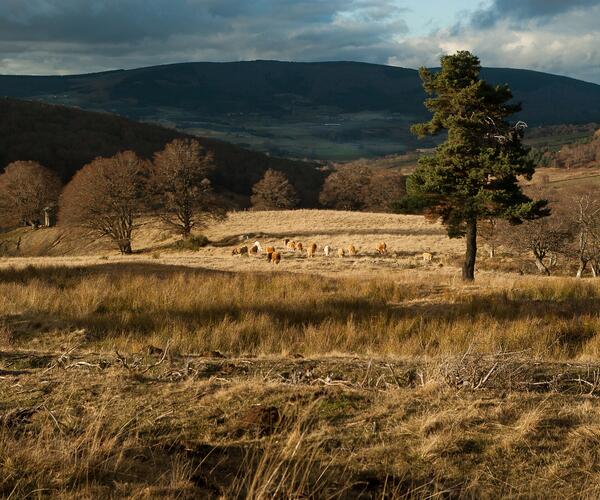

2,60,599,160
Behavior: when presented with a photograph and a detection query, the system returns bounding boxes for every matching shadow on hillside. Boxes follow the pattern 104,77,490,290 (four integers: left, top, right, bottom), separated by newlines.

0,262,234,285
2,263,599,356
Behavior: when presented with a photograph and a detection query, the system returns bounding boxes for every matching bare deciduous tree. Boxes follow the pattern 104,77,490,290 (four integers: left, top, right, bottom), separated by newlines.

0,161,62,228
250,169,299,210
152,139,224,238
568,194,600,277
479,217,499,258
319,166,405,212
319,166,371,211
59,151,148,254
362,169,405,212
502,217,572,275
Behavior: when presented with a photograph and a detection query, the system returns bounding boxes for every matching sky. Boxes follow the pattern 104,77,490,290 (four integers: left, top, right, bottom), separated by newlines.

0,0,599,84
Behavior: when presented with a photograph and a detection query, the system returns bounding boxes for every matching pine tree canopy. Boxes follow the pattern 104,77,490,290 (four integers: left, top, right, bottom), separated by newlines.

408,51,549,239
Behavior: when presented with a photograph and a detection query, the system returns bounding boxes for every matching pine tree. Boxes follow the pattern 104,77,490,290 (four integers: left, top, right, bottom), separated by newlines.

407,51,549,280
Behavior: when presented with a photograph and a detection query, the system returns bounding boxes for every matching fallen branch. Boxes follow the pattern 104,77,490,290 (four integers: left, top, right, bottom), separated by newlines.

139,340,171,374
475,362,499,389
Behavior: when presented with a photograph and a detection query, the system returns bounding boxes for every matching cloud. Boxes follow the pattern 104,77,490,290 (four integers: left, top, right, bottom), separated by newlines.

388,3,600,84
0,0,598,85
0,0,409,74
471,0,600,28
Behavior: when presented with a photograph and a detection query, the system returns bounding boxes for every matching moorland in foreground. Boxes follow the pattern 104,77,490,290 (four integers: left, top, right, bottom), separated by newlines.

3,210,600,498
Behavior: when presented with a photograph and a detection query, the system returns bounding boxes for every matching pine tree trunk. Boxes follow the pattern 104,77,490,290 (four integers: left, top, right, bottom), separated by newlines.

462,219,477,281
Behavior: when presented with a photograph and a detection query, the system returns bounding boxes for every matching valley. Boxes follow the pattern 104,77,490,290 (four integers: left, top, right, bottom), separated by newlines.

3,61,600,160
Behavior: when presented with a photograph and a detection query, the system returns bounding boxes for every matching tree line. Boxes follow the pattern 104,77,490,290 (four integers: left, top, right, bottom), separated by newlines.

0,139,225,253
0,137,406,254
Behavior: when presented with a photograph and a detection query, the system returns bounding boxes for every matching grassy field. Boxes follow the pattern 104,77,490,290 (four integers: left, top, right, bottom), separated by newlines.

3,210,600,498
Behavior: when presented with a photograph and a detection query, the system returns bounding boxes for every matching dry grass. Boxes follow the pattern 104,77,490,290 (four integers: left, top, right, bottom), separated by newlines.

1,264,600,360
4,351,600,498
0,210,463,279
4,209,600,497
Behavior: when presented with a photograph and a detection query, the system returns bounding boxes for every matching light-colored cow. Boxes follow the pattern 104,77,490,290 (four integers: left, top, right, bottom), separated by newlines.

422,252,433,262
324,245,332,257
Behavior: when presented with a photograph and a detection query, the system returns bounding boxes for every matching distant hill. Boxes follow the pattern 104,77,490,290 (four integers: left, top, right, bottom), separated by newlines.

0,98,326,207
1,61,600,160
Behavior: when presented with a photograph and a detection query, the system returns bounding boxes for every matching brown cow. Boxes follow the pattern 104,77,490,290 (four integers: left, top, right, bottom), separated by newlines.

232,245,249,256
249,244,259,255
265,246,276,254
284,238,290,247
377,242,387,255
272,251,281,265
296,242,304,252
307,243,317,258
348,244,357,256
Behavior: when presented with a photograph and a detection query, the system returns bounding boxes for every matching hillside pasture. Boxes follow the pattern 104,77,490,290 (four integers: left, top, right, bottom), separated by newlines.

0,210,462,279
4,209,600,497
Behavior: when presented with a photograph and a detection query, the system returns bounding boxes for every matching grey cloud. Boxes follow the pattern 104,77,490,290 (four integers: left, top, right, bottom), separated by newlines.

471,0,600,28
0,0,410,74
0,0,598,86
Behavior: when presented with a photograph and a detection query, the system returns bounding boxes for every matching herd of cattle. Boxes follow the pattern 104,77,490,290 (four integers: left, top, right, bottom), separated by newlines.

231,239,434,264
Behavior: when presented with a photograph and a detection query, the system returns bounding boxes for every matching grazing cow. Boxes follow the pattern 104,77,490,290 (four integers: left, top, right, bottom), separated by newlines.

307,243,317,258
253,241,263,253
422,252,433,262
377,242,387,255
324,245,331,257
266,246,275,254
232,245,249,256
348,244,357,256
337,248,345,257
296,242,304,252
287,240,297,251
272,251,281,265
249,244,259,255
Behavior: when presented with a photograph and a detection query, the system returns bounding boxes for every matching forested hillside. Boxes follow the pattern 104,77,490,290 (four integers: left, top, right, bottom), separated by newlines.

0,98,326,207
2,61,600,159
